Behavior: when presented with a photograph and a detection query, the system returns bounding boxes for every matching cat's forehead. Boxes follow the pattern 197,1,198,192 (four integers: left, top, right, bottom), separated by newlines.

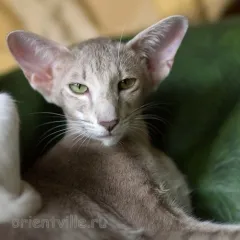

71,37,128,58
69,38,141,75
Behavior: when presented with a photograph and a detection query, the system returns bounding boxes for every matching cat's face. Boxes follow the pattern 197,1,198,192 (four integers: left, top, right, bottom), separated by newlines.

53,39,151,145
7,15,188,146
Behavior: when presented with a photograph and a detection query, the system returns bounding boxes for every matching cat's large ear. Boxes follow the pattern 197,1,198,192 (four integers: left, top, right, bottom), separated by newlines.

127,15,188,89
6,31,72,101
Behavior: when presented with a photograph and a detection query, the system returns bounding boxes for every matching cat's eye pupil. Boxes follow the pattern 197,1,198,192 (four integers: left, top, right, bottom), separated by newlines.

69,83,88,94
118,78,136,91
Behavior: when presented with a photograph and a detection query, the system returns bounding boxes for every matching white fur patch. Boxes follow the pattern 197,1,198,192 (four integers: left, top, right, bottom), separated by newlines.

0,93,42,222
0,181,42,223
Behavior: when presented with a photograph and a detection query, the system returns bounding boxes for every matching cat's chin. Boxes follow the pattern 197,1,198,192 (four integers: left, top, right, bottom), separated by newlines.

99,136,121,147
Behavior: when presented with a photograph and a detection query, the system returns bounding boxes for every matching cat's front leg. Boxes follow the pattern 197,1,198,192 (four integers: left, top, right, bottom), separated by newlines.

0,93,41,222
151,149,192,214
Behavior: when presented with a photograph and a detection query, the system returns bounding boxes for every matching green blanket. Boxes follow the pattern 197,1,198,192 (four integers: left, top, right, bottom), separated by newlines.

148,17,240,222
1,16,240,223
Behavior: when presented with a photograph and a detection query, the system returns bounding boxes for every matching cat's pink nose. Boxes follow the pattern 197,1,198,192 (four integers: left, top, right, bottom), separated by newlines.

99,119,119,132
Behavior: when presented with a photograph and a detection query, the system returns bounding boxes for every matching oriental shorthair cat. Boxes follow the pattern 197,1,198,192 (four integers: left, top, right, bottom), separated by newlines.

0,15,239,239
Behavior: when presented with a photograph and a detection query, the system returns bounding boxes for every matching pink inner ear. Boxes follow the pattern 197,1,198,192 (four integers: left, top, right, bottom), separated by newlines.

7,31,70,96
9,36,54,79
24,67,53,95
127,16,188,86
32,74,53,95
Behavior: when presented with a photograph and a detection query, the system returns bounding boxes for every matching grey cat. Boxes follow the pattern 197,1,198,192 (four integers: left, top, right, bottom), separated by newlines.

1,15,240,239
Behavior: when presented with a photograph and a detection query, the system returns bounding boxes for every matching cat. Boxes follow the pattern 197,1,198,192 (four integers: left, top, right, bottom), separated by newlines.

0,93,41,222
1,15,240,239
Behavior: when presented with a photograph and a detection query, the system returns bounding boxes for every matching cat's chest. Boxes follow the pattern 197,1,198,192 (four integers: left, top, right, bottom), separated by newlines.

28,138,179,206
34,141,155,192
29,140,166,205
26,140,185,234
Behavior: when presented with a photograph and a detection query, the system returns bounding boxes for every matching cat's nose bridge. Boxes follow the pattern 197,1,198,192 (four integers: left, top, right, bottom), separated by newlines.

95,99,118,125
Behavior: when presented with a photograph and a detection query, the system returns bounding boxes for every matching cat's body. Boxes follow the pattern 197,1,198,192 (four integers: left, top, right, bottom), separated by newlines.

2,15,240,239
1,93,190,239
24,126,191,237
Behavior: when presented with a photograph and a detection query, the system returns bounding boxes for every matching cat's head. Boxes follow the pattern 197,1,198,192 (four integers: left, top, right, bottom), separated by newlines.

7,15,188,146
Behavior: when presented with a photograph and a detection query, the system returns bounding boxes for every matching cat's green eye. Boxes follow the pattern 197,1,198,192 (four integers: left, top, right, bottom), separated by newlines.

118,78,136,90
69,83,88,94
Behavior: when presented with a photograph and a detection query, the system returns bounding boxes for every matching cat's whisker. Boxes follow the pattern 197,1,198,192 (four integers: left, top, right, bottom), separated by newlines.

29,111,66,118
71,131,86,149
38,126,77,148
129,119,148,134
71,133,87,151
75,136,86,155
146,123,164,137
131,116,163,137
123,112,144,125
35,120,67,130
129,125,148,143
67,121,96,130
138,102,172,114
68,118,94,124
131,121,145,130
123,107,170,135
37,128,68,147
76,134,91,155
81,134,91,147
69,128,90,144
71,132,83,145
86,134,93,148
126,102,161,119
75,125,95,130
41,132,66,153
41,128,76,153
38,124,67,139
145,114,171,126
144,101,173,107
136,115,170,126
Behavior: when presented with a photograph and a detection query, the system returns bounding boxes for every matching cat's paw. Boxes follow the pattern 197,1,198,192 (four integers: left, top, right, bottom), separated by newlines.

0,180,42,223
